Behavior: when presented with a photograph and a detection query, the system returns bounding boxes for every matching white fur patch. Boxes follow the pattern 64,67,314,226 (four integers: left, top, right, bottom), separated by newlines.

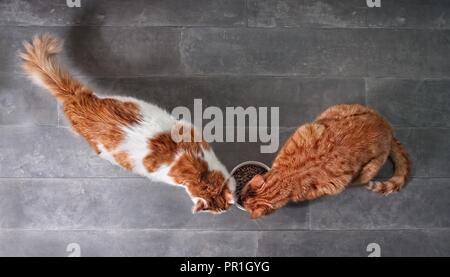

107,96,179,186
30,73,47,89
147,164,178,186
97,144,118,166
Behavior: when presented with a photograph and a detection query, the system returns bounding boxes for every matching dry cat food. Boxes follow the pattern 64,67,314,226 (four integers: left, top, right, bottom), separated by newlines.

232,163,269,207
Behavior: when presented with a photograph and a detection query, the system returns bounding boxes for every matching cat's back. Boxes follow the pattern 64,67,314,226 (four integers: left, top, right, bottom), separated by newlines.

111,96,175,130
274,104,393,171
279,104,392,158
316,104,391,131
315,104,377,121
314,104,393,154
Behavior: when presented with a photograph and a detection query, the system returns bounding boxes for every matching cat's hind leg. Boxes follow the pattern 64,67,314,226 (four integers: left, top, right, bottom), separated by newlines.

367,138,411,195
354,154,388,185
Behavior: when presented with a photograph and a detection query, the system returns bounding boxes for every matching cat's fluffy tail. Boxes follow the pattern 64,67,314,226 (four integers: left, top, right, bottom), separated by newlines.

20,33,91,102
368,138,411,195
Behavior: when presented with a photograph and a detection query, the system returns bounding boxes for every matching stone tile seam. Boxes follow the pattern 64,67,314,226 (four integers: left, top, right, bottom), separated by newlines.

1,24,450,31
0,228,449,232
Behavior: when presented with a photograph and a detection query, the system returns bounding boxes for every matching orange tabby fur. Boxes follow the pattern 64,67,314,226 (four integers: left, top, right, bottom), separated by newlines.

241,104,411,219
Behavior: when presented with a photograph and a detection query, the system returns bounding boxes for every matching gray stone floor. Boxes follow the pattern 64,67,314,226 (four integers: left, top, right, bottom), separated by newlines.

0,0,449,257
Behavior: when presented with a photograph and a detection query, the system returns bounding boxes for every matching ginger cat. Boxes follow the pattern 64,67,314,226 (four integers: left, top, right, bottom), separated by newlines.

20,34,235,214
241,104,411,219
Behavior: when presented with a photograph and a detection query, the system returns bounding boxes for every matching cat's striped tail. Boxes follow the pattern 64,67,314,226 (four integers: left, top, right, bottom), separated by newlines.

367,138,411,195
20,33,91,102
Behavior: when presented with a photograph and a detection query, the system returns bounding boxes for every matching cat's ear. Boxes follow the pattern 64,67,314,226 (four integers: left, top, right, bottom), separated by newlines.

193,198,208,213
249,175,265,190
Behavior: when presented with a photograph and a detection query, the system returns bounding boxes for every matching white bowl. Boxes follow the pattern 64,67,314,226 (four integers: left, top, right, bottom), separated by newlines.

230,161,271,211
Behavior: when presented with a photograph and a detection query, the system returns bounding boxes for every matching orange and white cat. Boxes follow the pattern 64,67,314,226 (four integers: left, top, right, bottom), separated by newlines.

21,34,235,213
241,104,411,219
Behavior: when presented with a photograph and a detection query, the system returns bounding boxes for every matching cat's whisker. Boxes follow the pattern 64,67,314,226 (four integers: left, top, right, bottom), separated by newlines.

253,219,263,230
